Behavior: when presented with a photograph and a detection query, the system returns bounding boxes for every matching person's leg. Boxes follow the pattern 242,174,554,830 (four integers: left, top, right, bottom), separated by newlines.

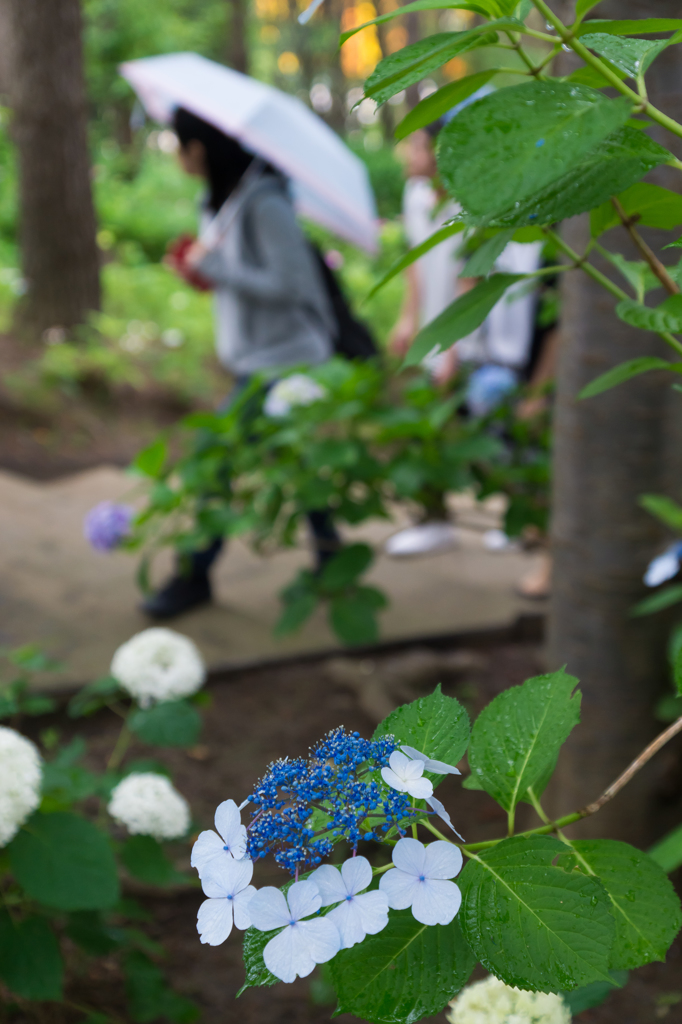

141,538,225,618
307,510,342,571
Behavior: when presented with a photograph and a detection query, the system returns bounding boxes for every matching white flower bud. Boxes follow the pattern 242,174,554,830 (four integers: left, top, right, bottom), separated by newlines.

111,628,205,707
0,726,42,847
108,772,190,840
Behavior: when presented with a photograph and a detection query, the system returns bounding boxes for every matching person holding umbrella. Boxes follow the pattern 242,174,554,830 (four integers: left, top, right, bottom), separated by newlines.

141,107,339,618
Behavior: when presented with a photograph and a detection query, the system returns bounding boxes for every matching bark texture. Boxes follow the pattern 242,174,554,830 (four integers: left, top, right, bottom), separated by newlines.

7,0,100,338
227,0,249,74
547,0,682,844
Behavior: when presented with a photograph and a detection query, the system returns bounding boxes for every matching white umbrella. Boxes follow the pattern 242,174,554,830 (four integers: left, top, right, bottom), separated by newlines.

120,53,378,253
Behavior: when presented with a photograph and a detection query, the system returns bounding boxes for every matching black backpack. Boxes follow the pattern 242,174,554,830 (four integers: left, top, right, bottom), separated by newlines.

310,244,378,361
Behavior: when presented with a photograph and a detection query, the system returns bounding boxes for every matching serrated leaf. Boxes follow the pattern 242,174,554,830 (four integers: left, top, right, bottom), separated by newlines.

580,33,672,79
437,81,631,224
464,229,516,277
562,971,628,1015
366,221,465,300
364,26,501,105
238,925,280,993
459,835,615,992
129,699,202,748
631,583,682,617
321,543,373,590
649,824,682,874
404,274,524,367
339,0,496,45
616,295,682,334
557,840,682,969
275,590,318,636
639,494,682,533
576,19,682,38
9,811,120,910
590,183,682,238
579,357,675,400
467,669,581,812
395,70,497,140
329,908,476,1024
329,587,385,645
0,911,63,1000
373,684,470,781
576,0,604,19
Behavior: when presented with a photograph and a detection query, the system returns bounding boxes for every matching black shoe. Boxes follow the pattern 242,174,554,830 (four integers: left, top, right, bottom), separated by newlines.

140,574,212,619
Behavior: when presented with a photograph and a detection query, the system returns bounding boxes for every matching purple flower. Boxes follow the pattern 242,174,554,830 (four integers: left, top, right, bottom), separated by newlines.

84,502,133,552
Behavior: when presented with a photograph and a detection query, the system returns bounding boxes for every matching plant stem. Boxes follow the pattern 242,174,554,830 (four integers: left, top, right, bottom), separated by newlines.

611,197,680,296
527,785,551,825
507,807,515,837
107,721,132,772
372,861,395,876
420,818,451,843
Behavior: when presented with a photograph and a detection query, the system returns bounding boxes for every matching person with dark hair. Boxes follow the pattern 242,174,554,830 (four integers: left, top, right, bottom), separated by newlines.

142,108,338,618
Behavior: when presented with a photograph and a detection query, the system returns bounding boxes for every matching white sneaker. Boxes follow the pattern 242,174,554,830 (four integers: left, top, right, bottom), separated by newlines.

385,522,459,557
483,529,517,552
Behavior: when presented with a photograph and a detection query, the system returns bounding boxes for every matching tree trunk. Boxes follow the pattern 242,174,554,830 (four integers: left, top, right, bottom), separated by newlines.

547,0,682,845
6,0,100,340
227,0,249,75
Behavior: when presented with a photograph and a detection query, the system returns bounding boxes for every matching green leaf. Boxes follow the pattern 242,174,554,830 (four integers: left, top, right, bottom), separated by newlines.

655,693,682,722
460,835,615,992
395,70,497,140
121,835,190,886
631,583,682,617
437,81,631,224
404,274,524,367
580,33,673,78
467,669,581,812
129,699,202,748
132,438,167,479
639,494,682,532
366,221,465,301
339,0,507,45
329,586,387,645
124,951,199,1024
590,183,682,238
68,674,121,718
364,28,497,105
66,911,123,955
562,971,628,1014
320,543,373,590
576,0,604,19
374,684,470,780
9,811,120,910
330,908,476,1023
576,19,682,38
649,824,682,874
275,590,319,636
462,772,485,790
557,840,682,969
579,357,675,400
616,295,682,334
238,925,280,994
464,229,516,277
567,63,627,88
0,911,63,1000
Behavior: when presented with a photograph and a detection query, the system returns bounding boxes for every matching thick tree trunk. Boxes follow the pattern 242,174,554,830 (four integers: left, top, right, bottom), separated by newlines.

227,0,249,75
7,0,100,339
547,0,682,845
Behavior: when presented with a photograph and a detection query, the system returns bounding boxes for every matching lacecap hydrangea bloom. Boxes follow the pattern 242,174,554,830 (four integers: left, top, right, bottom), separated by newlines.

0,726,42,847
84,501,134,552
263,374,327,418
108,772,190,840
447,975,571,1024
111,627,205,707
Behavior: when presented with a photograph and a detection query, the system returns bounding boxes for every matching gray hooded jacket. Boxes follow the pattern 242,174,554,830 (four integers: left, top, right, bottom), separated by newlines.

196,173,334,376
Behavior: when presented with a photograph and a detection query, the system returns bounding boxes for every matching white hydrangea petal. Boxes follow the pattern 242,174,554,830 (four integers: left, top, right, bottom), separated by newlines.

379,868,421,910
200,853,254,901
328,899,367,948
310,864,347,906
411,878,461,926
401,744,460,775
426,796,465,842
392,837,426,876
388,750,415,778
381,766,406,792
400,744,427,763
406,777,433,799
249,887,292,931
0,727,42,848
644,548,681,587
191,830,226,875
340,855,372,896
214,799,247,858
197,897,234,945
300,917,341,964
107,772,190,840
263,924,316,982
287,879,322,921
423,840,463,880
354,890,389,936
233,885,257,930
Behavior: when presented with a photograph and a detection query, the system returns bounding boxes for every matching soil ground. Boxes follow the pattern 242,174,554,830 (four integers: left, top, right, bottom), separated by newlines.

8,638,682,1024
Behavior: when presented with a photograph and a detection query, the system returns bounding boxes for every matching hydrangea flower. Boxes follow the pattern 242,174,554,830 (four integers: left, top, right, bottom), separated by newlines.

426,795,465,842
310,856,389,948
197,854,256,945
246,728,413,874
84,502,134,552
191,799,247,876
0,726,42,847
108,772,190,840
401,745,461,775
263,374,327,418
248,880,340,983
447,975,571,1024
644,542,682,587
381,751,433,800
111,628,205,707
379,838,463,926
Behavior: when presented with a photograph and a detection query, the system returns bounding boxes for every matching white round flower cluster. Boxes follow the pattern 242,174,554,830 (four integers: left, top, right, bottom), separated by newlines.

447,976,571,1024
0,726,42,847
108,772,190,840
263,374,327,418
111,627,205,707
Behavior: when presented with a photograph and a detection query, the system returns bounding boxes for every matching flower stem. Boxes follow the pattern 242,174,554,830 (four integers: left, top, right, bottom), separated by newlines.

107,721,132,772
611,197,680,296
